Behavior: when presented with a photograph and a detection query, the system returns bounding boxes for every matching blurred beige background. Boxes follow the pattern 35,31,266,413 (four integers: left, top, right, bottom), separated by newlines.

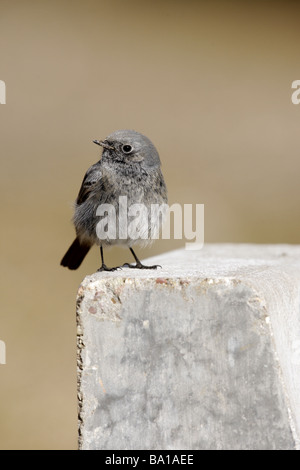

0,0,300,449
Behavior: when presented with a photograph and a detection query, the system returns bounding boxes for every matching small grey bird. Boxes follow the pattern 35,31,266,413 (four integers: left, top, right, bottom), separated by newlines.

60,130,168,271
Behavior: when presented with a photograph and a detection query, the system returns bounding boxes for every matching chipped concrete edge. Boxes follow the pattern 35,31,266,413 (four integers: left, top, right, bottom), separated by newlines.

76,287,85,450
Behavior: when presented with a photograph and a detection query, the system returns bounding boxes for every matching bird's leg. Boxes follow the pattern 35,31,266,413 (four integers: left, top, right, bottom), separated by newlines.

122,247,161,269
97,245,121,272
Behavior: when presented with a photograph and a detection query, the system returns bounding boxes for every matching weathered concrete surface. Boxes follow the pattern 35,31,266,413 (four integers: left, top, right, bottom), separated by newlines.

77,244,300,450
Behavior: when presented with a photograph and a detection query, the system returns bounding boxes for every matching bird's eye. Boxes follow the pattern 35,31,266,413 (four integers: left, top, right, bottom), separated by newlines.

122,144,133,154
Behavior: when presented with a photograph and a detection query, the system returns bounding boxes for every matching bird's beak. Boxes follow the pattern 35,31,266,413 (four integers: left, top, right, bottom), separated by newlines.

93,139,114,150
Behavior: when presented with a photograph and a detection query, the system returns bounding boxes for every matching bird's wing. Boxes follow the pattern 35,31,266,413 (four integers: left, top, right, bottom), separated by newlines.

76,162,102,205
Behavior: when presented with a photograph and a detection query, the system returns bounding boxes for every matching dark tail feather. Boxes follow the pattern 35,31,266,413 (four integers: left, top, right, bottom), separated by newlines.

60,237,91,270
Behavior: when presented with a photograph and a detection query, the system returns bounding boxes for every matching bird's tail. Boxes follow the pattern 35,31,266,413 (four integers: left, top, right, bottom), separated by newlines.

60,237,91,270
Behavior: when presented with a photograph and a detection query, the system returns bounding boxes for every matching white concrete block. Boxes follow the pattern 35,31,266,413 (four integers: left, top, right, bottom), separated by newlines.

77,244,300,450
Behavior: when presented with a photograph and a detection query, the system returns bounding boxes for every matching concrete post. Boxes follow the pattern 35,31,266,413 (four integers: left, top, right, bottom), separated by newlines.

77,244,300,450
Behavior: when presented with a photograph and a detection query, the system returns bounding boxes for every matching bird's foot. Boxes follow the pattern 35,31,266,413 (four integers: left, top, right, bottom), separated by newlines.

122,262,161,270
97,264,122,272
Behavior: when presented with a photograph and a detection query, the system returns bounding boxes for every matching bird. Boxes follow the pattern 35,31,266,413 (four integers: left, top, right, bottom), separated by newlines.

60,129,168,271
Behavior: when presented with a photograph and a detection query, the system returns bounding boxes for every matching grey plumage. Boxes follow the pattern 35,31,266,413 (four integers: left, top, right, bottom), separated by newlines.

61,130,167,271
